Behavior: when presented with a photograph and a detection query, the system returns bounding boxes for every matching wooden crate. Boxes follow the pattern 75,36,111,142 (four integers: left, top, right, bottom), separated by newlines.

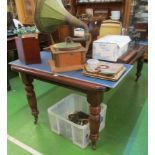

49,45,86,72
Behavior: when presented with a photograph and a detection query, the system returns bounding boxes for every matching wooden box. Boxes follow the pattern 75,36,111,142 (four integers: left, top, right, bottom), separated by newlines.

15,34,41,64
49,45,86,72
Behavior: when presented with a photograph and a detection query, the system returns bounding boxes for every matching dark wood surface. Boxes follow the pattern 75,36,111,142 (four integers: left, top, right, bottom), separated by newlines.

118,45,145,64
10,44,145,149
118,45,145,81
15,36,41,64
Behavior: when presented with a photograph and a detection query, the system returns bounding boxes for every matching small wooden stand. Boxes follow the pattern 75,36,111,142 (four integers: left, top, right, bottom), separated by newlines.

49,45,86,73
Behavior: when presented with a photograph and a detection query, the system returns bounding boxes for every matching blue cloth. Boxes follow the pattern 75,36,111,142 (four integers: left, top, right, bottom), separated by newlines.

138,40,148,45
10,51,133,88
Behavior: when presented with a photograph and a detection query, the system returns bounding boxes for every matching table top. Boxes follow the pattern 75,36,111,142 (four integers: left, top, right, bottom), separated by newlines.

10,51,132,89
118,45,145,64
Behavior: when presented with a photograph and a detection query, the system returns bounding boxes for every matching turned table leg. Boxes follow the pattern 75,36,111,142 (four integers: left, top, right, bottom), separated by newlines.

20,73,39,124
135,55,144,81
87,91,103,149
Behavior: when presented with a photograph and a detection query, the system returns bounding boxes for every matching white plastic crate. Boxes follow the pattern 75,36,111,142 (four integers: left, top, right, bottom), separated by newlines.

47,94,107,149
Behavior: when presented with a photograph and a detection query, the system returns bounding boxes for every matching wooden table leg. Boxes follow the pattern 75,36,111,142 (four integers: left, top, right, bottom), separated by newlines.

135,55,144,81
87,91,103,149
20,73,39,124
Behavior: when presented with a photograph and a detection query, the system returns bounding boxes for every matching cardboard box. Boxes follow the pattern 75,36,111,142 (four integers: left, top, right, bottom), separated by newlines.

93,35,131,62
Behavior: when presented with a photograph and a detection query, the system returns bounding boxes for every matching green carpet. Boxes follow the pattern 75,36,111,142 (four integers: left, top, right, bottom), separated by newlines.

7,63,148,155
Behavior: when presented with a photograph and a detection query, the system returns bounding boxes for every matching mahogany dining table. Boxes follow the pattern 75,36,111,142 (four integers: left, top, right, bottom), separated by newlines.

10,44,145,149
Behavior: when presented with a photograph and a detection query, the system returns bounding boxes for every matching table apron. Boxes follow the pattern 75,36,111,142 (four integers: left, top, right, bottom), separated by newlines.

11,65,107,93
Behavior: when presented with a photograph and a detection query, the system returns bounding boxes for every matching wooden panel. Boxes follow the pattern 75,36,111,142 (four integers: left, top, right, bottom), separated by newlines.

56,52,82,67
49,60,84,73
22,0,35,24
15,0,36,24
58,25,73,42
143,45,148,60
122,0,131,31
14,0,25,24
62,0,77,15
